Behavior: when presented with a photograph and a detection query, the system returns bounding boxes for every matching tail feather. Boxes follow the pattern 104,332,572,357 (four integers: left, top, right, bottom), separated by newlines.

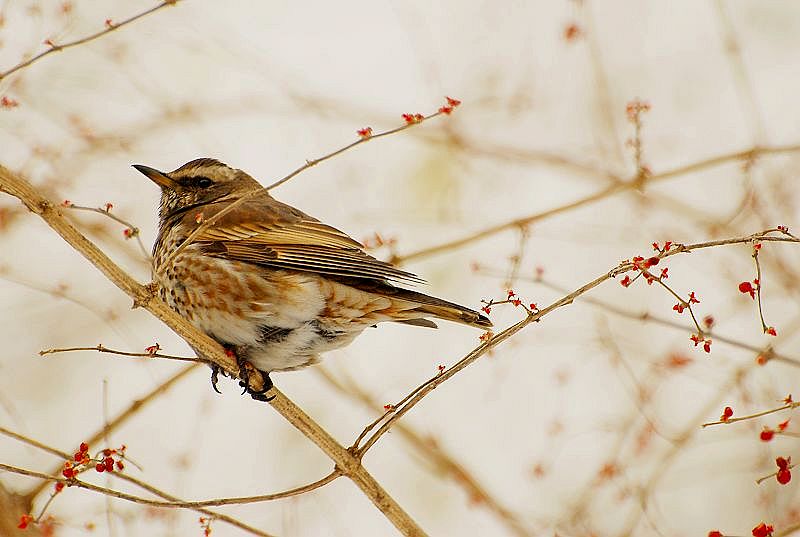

390,288,493,329
328,276,492,329
395,318,439,329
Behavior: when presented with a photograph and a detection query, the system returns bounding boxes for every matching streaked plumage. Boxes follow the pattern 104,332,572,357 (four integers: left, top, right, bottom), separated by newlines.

135,158,491,391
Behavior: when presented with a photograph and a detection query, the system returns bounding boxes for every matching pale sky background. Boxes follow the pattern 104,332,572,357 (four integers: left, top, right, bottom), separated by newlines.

2,1,800,536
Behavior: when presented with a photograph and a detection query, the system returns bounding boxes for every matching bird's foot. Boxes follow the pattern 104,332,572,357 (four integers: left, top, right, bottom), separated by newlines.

247,370,275,402
234,354,275,402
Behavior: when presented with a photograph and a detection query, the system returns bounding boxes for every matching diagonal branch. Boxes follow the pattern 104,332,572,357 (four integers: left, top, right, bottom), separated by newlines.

0,165,427,537
0,1,181,82
359,230,800,454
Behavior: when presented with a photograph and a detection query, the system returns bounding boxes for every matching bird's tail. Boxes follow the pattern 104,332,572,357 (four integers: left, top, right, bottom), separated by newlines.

391,288,493,329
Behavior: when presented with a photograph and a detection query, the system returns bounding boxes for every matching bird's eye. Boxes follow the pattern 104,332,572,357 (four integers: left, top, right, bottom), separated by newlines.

195,176,213,188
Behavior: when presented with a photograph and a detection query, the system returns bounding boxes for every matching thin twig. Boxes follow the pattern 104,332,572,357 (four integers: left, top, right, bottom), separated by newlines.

39,344,201,363
0,462,340,509
66,204,150,260
752,243,771,332
701,402,799,428
0,1,181,81
479,271,800,367
156,108,450,276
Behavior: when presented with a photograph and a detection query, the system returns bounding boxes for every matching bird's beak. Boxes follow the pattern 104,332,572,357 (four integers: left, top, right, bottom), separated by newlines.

132,164,176,189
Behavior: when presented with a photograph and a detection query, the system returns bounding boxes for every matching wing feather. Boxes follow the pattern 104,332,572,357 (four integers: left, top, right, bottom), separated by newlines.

196,218,424,285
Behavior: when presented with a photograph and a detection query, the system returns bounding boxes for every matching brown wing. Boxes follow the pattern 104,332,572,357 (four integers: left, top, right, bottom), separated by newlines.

193,195,425,285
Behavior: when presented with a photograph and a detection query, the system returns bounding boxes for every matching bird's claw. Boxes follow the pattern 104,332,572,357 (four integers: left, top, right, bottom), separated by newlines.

247,371,275,402
210,365,222,394
234,355,275,402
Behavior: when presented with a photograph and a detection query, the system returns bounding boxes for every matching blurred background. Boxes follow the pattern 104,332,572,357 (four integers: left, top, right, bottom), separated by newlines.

2,1,800,535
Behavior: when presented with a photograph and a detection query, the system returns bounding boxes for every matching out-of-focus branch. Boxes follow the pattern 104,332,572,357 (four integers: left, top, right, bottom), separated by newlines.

317,367,535,537
392,144,800,264
0,165,428,537
712,0,765,143
0,1,181,82
22,363,199,501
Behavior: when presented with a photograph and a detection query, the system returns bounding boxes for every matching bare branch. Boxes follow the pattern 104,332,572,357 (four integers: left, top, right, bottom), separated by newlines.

39,344,201,364
0,1,181,82
65,203,150,260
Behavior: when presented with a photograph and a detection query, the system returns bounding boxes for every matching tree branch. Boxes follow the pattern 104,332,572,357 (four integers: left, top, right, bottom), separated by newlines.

0,1,181,82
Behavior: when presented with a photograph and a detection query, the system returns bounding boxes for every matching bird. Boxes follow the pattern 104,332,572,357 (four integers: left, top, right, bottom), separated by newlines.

134,158,492,398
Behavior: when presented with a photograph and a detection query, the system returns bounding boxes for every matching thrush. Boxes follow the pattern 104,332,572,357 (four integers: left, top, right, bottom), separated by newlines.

134,158,492,397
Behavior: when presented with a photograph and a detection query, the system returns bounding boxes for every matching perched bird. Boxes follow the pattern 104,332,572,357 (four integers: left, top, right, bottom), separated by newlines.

134,158,491,397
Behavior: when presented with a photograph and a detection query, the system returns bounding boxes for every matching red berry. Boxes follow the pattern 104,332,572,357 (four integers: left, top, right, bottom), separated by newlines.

95,463,105,473
54,482,64,493
79,442,88,452
752,522,774,537
777,468,792,484
18,514,33,529
776,456,790,470
760,429,774,442
708,532,723,537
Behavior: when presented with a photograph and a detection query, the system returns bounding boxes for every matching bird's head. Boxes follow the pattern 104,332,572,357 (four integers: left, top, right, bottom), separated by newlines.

133,158,262,222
